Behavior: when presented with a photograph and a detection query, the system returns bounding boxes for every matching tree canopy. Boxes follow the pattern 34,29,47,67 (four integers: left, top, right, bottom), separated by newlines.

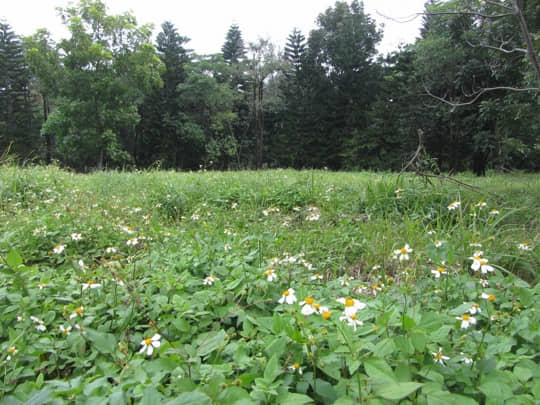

1,0,538,172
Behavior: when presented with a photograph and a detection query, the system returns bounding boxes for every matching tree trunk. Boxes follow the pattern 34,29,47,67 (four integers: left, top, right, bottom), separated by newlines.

43,94,52,164
512,0,540,85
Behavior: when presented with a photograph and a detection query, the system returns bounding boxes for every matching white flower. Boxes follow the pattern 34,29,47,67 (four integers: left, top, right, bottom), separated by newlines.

310,273,323,281
432,348,450,365
306,212,321,221
263,268,277,282
78,259,87,271
71,233,82,241
231,202,238,209
106,247,117,254
203,275,218,285
489,209,499,216
59,325,72,335
224,243,232,251
427,230,436,235
126,237,139,246
448,201,461,210
121,225,134,234
481,292,496,302
30,316,46,332
340,276,354,286
468,303,481,315
469,253,494,274
53,244,65,254
479,279,489,288
518,243,532,251
191,213,200,220
469,242,482,248
475,201,487,208
299,297,318,316
431,266,447,278
393,244,413,262
288,363,303,374
339,313,364,331
139,334,161,356
82,280,101,290
278,288,297,305
70,306,84,319
459,353,474,365
434,240,443,248
6,346,18,361
456,314,477,329
337,297,366,317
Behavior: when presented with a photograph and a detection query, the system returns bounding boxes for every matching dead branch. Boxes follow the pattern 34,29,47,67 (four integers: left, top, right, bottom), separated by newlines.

423,85,539,112
465,39,527,54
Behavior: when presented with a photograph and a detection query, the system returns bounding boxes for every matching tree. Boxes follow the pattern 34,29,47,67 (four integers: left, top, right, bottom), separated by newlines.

222,24,246,64
415,0,539,173
0,22,38,158
136,21,191,168
42,0,164,170
176,55,238,169
23,29,62,163
246,38,282,169
306,0,382,168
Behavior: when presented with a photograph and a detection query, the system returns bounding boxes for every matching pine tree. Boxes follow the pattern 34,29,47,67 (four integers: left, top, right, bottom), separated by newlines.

222,24,246,64
0,22,38,157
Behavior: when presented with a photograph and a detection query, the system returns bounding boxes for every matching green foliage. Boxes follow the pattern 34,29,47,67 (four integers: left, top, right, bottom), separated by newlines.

0,167,538,403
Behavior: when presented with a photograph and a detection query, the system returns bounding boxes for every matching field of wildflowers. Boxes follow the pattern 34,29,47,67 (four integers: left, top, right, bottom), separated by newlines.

0,166,538,404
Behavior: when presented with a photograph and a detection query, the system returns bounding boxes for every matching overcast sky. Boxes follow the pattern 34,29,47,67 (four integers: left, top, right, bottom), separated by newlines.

2,0,427,55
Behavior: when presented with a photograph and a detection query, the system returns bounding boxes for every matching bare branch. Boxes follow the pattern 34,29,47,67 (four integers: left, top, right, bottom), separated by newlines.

424,85,539,111
465,39,527,54
485,0,513,11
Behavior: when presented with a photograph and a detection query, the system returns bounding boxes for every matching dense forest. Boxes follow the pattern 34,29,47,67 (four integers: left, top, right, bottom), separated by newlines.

1,0,539,173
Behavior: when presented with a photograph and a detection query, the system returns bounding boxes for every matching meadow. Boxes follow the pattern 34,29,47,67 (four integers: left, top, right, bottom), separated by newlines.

0,166,538,404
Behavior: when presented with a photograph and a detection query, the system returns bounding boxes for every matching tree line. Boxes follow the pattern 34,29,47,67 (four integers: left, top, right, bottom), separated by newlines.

1,0,538,173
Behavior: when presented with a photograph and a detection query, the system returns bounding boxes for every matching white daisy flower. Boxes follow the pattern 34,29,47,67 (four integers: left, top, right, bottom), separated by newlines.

139,334,161,356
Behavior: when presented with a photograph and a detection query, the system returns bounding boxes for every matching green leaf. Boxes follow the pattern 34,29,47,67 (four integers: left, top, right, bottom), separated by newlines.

86,329,117,354
23,390,52,405
263,354,281,382
165,391,213,405
375,382,423,400
519,287,533,307
364,357,397,383
265,336,288,359
196,329,228,357
276,392,314,405
401,314,415,331
332,397,356,405
424,390,478,405
141,386,161,405
411,332,427,351
478,381,513,401
6,250,22,268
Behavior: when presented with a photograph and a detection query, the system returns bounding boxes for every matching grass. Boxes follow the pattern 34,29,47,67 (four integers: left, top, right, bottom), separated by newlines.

0,166,538,404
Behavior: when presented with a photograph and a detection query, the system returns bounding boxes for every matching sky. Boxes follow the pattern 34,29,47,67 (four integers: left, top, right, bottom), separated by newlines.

1,0,427,55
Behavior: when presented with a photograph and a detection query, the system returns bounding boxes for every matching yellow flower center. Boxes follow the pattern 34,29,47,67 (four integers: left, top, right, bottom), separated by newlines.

400,248,407,254
437,267,445,273
87,280,94,285
473,303,479,308
350,314,358,320
144,337,152,345
434,352,442,360
321,311,331,320
462,314,470,321
345,298,355,307
8,347,16,354
488,294,495,301
480,259,488,265
293,363,300,370
75,307,84,314
62,328,69,335
304,297,315,305
283,290,290,297
313,303,321,310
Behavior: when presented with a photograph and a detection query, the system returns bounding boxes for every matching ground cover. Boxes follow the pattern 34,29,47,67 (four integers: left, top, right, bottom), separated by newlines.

0,166,538,404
